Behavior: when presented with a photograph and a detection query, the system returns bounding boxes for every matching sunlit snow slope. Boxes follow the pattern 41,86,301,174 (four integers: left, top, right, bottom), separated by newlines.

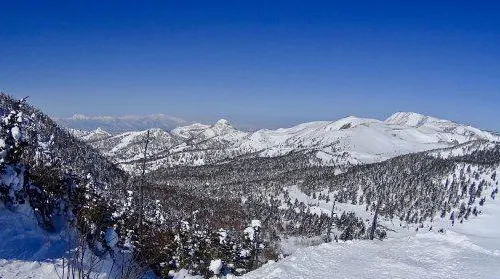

242,192,500,279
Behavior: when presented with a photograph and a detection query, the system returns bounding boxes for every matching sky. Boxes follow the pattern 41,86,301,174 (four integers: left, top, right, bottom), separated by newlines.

1,1,499,131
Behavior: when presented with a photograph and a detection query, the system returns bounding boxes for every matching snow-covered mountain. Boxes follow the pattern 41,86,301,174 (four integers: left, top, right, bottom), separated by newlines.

2,94,500,279
74,112,500,173
55,113,189,134
386,112,497,141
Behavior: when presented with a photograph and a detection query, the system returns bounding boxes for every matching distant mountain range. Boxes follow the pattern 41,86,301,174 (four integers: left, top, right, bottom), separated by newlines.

68,112,500,174
55,114,189,133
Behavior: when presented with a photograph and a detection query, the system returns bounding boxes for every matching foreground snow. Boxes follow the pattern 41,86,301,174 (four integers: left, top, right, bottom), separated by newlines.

2,180,500,279
0,205,155,279
1,201,499,279
242,231,498,279
0,260,63,279
1,165,499,279
242,195,500,279
0,205,65,279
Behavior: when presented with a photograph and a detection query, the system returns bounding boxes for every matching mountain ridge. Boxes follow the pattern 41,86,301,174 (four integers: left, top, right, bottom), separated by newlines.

69,112,500,173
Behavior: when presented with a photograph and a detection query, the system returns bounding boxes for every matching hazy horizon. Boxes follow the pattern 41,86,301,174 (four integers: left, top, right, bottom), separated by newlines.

49,110,498,133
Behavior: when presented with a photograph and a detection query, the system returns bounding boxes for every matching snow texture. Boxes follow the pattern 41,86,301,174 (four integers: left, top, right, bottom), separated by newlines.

242,188,500,279
209,259,223,275
251,220,261,228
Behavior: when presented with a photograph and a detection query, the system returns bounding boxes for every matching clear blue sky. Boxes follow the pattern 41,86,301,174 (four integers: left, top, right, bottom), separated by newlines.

1,1,499,130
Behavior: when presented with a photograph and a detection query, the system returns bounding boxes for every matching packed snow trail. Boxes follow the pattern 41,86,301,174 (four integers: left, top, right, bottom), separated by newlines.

242,195,500,279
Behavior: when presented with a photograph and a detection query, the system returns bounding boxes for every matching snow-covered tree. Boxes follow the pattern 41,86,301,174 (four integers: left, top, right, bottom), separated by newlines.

0,97,28,208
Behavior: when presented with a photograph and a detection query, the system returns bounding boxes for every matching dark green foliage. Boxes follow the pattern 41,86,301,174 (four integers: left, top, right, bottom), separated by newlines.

335,212,366,241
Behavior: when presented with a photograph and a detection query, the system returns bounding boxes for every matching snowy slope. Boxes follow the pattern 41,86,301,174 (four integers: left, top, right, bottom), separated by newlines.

0,204,157,279
75,112,500,173
386,112,497,142
0,204,69,279
242,227,499,279
427,140,498,159
242,165,500,279
0,206,67,264
80,127,112,142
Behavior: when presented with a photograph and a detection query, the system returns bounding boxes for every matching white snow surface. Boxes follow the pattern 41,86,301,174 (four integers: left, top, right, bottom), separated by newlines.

0,205,68,279
242,182,500,279
242,230,499,279
251,220,261,228
209,259,223,275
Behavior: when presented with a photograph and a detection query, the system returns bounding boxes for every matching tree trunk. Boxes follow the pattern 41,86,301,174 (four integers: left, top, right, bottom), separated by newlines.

139,130,150,235
326,197,336,242
370,199,382,240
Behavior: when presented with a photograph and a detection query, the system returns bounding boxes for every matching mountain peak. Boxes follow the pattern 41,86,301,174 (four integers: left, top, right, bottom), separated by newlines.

385,112,447,127
93,127,109,134
214,119,231,127
82,127,111,141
